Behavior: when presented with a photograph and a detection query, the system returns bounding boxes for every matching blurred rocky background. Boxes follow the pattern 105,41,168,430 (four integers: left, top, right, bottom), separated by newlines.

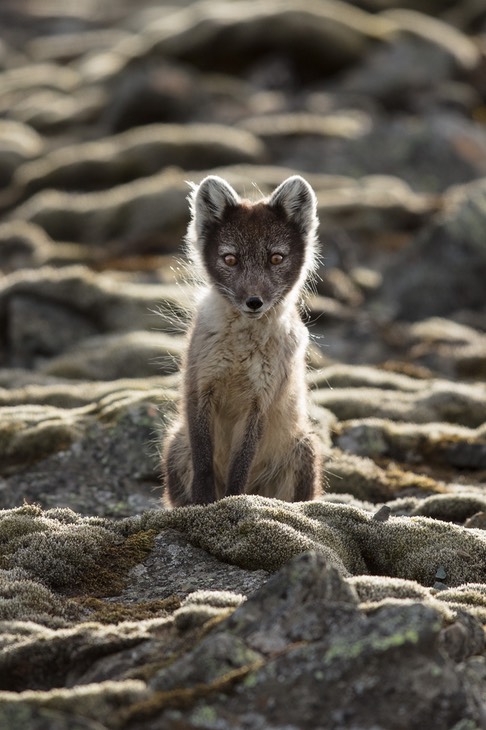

1,1,486,728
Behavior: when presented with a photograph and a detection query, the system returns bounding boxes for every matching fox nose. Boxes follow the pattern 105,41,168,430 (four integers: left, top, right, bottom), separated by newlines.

246,296,264,311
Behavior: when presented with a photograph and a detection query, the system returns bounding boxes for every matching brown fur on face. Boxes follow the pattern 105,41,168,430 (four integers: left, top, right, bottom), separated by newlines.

201,203,307,312
162,175,322,507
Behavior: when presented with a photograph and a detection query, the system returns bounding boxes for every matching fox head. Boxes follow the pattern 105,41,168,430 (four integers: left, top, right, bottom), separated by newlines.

187,175,319,318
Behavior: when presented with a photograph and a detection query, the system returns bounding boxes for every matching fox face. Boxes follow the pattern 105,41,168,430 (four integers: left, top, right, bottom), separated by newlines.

188,175,318,318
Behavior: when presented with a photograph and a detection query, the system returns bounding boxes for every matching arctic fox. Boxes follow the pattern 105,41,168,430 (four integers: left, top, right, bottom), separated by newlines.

162,174,322,506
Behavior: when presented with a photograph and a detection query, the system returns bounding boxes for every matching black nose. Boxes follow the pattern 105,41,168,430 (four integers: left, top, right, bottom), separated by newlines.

246,296,264,311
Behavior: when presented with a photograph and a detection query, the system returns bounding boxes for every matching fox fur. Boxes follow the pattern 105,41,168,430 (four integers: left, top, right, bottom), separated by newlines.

162,174,322,506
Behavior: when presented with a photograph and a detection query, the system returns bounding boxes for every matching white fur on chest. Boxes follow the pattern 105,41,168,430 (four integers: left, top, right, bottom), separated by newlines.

190,289,306,404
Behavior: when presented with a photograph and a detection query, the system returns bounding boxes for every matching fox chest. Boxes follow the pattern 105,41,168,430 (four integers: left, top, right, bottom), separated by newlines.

194,328,293,407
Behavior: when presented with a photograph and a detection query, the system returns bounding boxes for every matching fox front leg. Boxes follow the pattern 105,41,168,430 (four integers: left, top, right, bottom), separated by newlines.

226,406,263,497
187,387,216,504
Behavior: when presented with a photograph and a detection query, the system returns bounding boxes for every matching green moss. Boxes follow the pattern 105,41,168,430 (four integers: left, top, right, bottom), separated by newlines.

118,660,264,726
242,671,259,688
349,575,430,602
324,451,443,503
190,704,219,724
436,586,486,608
0,575,75,626
145,495,486,588
152,496,367,575
0,680,147,728
0,409,79,471
0,506,156,601
174,605,233,632
58,527,157,596
411,494,486,523
324,627,421,663
324,602,442,665
182,590,245,609
451,721,482,730
75,595,181,624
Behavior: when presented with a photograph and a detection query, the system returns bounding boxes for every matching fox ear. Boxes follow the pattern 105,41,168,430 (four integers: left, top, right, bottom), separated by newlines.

268,175,317,236
192,175,240,237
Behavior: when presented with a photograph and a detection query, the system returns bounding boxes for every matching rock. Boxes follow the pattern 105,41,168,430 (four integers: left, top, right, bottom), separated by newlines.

443,610,485,661
340,34,474,107
11,86,106,134
239,109,371,140
411,495,486,524
13,123,265,196
372,504,391,521
320,113,486,192
341,7,480,107
401,317,486,380
465,511,486,529
314,266,364,306
42,331,184,380
314,378,486,427
101,61,213,131
0,221,50,272
0,221,91,271
10,169,190,249
0,266,192,368
0,63,80,102
0,62,87,132
0,120,44,188
436,566,448,580
324,449,443,503
26,29,133,64
385,177,486,319
132,0,394,81
335,418,486,470
317,174,438,232
309,363,427,391
0,378,175,514
382,9,480,71
217,613,461,727
117,529,269,605
6,292,100,368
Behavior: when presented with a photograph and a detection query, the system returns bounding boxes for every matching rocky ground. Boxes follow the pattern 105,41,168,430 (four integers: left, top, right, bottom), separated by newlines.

1,1,486,728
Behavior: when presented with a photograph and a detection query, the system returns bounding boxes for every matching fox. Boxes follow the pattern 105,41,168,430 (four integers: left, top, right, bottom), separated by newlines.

162,174,322,507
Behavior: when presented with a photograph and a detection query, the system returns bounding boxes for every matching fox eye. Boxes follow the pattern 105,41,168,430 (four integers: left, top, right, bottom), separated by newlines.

270,253,284,265
223,254,237,266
